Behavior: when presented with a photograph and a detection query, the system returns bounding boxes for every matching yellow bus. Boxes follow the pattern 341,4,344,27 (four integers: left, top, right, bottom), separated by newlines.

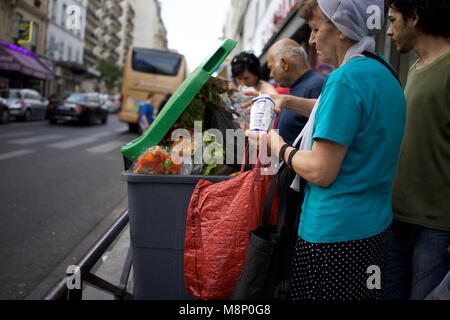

118,47,187,132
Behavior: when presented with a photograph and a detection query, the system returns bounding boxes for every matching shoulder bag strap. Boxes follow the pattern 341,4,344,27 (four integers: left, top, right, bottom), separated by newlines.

362,52,402,87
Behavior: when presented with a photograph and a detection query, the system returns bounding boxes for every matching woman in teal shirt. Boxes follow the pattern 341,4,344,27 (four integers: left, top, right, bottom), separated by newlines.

250,0,406,300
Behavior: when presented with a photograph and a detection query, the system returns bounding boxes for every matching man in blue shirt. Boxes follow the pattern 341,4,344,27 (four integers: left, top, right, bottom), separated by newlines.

268,39,325,145
139,93,156,133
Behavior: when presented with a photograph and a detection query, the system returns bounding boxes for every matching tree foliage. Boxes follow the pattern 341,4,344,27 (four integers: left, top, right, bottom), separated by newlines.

97,58,123,92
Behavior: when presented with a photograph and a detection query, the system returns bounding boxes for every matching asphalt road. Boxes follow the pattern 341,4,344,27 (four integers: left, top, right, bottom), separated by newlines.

0,115,138,300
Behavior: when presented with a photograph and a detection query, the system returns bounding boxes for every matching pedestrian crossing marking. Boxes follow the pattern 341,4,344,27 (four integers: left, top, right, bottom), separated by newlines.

47,132,113,149
8,134,65,145
86,140,125,154
0,131,33,139
0,149,35,161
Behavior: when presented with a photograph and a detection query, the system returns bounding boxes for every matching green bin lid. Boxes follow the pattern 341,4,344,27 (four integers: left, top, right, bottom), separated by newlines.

121,39,237,162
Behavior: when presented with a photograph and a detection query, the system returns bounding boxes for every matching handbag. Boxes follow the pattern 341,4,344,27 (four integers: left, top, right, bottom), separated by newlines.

425,271,450,300
184,143,279,300
231,141,305,300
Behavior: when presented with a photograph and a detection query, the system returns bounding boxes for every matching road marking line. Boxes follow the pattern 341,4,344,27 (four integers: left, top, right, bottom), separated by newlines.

8,134,65,145
86,140,125,154
47,132,113,149
0,131,33,139
0,149,34,161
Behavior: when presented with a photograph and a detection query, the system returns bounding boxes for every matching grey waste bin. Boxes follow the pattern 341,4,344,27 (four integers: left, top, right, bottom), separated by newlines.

122,172,231,300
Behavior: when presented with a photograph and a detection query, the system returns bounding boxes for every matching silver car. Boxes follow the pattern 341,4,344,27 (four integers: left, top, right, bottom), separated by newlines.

0,88,48,121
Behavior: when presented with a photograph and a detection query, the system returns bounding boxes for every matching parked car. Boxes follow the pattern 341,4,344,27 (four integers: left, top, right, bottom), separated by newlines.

104,95,121,113
0,88,48,121
47,92,109,125
46,92,71,119
0,97,9,124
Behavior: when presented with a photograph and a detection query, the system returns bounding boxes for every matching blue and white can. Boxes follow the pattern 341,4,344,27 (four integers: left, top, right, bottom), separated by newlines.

249,94,275,132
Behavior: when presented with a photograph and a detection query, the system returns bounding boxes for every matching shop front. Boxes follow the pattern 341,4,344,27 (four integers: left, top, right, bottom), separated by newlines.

0,41,55,97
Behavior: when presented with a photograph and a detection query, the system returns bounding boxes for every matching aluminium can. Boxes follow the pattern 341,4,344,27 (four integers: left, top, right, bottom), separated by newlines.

249,94,275,132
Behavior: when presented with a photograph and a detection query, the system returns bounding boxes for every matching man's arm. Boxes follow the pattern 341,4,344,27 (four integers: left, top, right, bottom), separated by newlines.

242,91,317,118
280,95,317,118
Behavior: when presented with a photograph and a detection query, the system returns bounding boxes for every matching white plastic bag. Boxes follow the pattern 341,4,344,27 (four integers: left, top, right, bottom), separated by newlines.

425,271,450,300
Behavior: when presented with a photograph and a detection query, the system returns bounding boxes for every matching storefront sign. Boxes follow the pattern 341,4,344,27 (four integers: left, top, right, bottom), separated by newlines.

260,0,297,53
18,21,34,44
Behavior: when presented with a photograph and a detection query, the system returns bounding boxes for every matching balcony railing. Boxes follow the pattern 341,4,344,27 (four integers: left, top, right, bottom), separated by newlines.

89,0,102,9
111,16,122,30
84,48,97,62
108,0,123,17
127,4,135,17
86,7,100,25
85,27,99,43
109,49,119,60
126,17,134,29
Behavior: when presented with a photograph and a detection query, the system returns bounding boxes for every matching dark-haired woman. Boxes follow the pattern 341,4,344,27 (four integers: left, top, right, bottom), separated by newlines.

231,51,277,95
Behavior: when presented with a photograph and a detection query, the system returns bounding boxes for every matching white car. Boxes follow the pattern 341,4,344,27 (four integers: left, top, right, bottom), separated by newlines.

0,88,48,121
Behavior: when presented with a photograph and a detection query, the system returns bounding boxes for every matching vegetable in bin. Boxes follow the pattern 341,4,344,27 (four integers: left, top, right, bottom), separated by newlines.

133,146,181,175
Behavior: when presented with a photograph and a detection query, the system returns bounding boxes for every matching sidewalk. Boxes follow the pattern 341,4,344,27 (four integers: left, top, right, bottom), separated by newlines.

26,196,132,300
82,224,133,300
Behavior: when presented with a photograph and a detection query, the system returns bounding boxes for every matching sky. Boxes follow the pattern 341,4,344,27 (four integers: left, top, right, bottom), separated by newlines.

159,0,231,72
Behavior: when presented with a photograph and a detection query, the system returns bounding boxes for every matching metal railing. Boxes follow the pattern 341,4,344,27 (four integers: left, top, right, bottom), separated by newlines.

44,210,133,300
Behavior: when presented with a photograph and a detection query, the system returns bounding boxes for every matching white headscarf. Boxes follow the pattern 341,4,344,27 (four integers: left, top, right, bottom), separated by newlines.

290,0,385,191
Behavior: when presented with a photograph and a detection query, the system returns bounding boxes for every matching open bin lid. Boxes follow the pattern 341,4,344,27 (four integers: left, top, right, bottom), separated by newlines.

121,39,238,162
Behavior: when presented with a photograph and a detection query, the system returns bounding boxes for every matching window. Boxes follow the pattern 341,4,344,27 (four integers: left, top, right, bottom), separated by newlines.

13,12,23,39
52,0,58,21
62,4,67,27
132,48,182,76
68,46,72,61
29,90,41,100
31,22,39,46
31,22,39,52
60,41,65,60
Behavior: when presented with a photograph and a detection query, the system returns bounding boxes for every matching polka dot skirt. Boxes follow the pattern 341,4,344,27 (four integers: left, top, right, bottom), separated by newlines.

289,225,392,301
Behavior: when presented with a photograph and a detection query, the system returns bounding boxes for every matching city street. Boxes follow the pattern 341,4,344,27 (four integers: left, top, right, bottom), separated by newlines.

0,115,137,300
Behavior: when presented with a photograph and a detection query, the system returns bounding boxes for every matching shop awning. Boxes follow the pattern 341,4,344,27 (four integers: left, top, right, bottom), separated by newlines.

0,45,55,81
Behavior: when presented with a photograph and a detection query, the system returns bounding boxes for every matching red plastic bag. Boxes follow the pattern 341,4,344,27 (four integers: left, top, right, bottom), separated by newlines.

184,148,278,300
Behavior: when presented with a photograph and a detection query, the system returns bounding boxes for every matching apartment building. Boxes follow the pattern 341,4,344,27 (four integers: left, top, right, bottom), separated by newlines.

46,0,88,93
0,0,55,95
133,0,167,50
117,0,135,66
93,0,123,63
83,0,101,68
0,0,50,56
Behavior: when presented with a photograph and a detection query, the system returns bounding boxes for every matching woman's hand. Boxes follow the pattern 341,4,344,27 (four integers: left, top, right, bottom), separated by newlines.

267,129,286,159
245,129,286,159
240,91,285,115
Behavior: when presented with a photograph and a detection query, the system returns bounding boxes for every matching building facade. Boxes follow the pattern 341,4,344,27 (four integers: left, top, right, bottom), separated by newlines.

225,0,416,86
83,0,100,68
0,0,50,56
47,0,87,93
0,0,55,96
133,0,167,50
117,0,135,66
